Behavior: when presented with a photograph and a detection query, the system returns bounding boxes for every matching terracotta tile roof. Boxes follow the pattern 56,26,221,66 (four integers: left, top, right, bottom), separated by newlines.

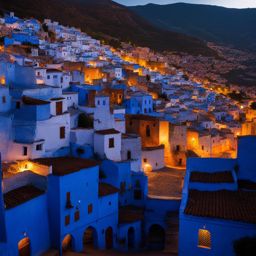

185,189,256,224
4,185,45,209
98,183,119,197
33,157,98,176
22,96,50,105
190,171,234,183
119,205,144,224
238,180,256,191
95,129,120,135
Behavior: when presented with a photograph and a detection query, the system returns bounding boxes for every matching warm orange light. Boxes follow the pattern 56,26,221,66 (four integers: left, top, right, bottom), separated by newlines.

18,161,33,172
198,229,211,249
144,163,152,172
0,77,5,85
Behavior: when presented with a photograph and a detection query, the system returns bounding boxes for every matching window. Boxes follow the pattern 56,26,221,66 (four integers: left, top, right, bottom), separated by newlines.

60,126,65,139
198,229,211,249
88,204,93,214
146,125,151,137
36,144,42,151
109,138,114,148
129,121,133,126
127,150,131,160
47,75,50,79
134,189,142,200
56,101,63,115
66,192,73,209
2,96,6,104
103,100,106,105
23,146,28,156
65,215,70,226
176,145,180,152
16,101,21,109
202,146,204,151
61,77,63,83
120,181,126,194
53,75,58,79
74,211,80,221
66,192,70,201
143,158,147,163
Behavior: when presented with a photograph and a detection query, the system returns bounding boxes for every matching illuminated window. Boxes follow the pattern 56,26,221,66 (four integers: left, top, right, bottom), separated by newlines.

198,229,211,249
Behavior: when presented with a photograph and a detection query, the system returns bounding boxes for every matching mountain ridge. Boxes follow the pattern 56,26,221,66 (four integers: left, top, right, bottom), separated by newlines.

130,2,256,52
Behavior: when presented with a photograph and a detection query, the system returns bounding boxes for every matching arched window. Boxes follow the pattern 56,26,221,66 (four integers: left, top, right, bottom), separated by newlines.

198,229,211,249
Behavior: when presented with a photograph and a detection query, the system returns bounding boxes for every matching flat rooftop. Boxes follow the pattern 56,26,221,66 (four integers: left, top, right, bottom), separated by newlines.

33,157,99,176
4,185,45,209
147,167,185,198
95,129,120,135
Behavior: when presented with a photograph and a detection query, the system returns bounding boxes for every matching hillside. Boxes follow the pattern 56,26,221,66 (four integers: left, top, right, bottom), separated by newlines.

130,3,256,52
0,0,216,56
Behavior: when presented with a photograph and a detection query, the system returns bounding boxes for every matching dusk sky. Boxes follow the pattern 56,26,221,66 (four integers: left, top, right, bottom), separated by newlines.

115,0,256,8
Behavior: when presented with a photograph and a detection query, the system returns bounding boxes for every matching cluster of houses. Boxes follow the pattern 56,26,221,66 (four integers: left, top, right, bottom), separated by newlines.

0,13,255,256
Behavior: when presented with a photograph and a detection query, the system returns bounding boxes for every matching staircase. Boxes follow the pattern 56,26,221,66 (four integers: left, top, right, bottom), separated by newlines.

164,211,179,255
42,249,59,256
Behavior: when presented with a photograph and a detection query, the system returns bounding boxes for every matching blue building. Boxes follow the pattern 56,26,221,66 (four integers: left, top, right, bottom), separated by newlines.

0,152,182,255
179,136,256,256
124,92,153,115
4,32,39,47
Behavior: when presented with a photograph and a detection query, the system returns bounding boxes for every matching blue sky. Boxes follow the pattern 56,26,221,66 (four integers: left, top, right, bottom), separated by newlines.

115,0,256,8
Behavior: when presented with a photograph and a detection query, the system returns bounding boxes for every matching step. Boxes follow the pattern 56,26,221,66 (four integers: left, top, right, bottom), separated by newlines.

41,249,59,256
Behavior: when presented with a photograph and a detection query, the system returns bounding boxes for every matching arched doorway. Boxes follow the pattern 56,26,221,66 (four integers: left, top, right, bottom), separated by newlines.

148,224,165,250
128,227,135,249
83,227,98,251
62,234,73,253
105,227,113,249
18,237,30,256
